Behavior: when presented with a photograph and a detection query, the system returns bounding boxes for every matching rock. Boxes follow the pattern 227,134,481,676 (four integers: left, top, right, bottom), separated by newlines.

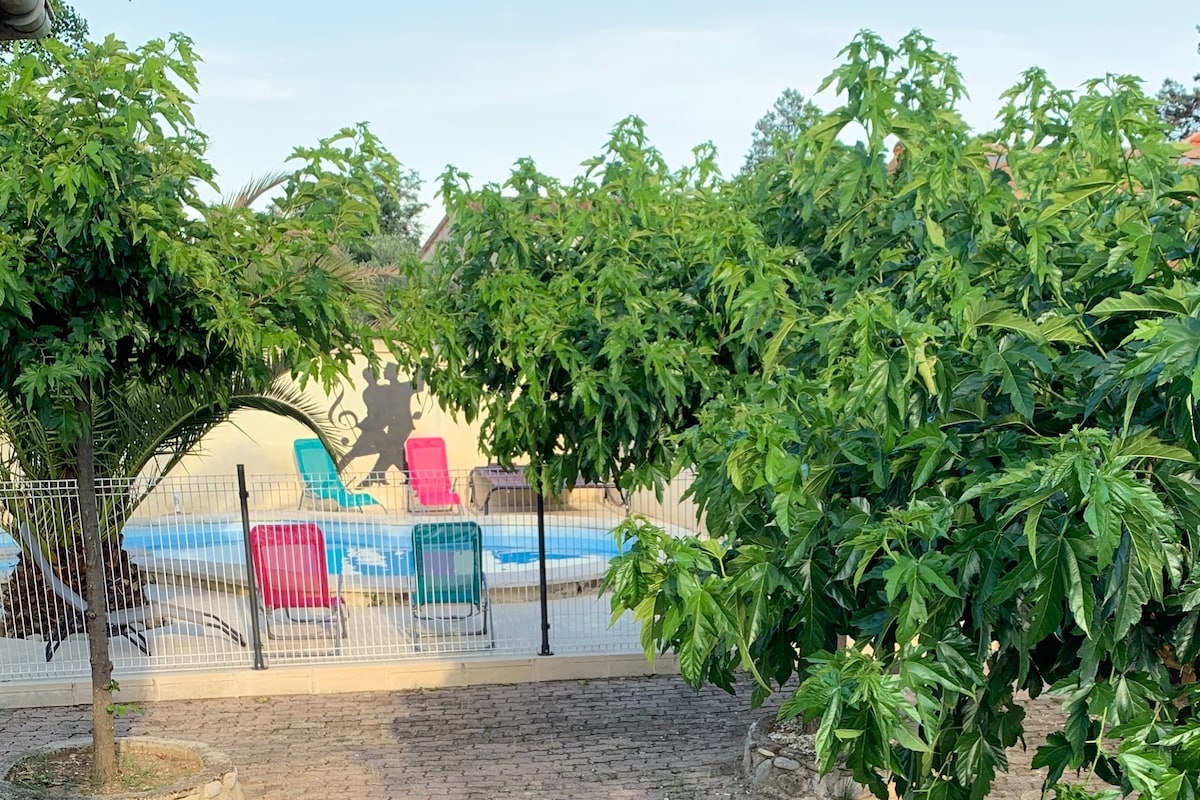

743,720,760,773
758,747,777,758
776,770,812,796
774,756,801,771
222,770,238,789
817,774,867,800
204,779,224,798
752,758,775,787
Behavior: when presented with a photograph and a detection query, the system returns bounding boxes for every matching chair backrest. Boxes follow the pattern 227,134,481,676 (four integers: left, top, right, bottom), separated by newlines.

293,439,346,500
411,521,482,608
13,522,87,613
249,523,333,611
406,437,456,505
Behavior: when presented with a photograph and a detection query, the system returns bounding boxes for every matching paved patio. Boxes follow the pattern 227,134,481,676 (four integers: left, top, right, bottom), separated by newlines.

0,675,1063,800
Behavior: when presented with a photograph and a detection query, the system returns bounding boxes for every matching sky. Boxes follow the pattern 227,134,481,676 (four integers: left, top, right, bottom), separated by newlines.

73,0,1199,238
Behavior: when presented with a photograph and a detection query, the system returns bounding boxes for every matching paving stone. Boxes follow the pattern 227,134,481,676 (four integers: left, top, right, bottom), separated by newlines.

0,675,1064,800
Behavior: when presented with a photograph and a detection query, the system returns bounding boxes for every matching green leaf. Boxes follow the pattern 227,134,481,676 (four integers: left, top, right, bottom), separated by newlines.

1032,732,1074,792
984,347,1036,418
1061,537,1094,637
1091,288,1192,318
1102,534,1152,642
967,301,1046,342
1113,431,1195,464
1118,751,1169,796
925,217,946,249
1037,175,1115,222
893,723,930,753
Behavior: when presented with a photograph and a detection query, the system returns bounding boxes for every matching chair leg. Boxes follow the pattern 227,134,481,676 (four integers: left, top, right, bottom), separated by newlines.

486,600,495,649
44,616,70,662
123,626,151,657
331,602,347,655
263,608,276,640
199,612,247,647
156,602,247,648
481,575,494,647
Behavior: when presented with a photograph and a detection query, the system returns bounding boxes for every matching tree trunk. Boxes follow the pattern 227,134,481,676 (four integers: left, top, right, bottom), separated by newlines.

76,390,117,784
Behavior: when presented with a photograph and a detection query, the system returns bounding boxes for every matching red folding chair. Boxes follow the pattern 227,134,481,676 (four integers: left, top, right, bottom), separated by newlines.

249,523,347,653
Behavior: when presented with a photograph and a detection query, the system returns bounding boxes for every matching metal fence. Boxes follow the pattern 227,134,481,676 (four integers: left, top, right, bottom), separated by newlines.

0,468,701,683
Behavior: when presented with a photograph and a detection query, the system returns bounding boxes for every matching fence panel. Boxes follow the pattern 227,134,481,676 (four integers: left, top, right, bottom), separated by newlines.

0,467,701,683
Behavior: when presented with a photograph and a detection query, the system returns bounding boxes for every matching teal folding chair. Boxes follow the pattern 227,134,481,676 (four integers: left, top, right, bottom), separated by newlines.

293,438,381,511
410,521,493,650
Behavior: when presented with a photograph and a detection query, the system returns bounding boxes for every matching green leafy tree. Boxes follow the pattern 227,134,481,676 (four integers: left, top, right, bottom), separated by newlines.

397,121,750,492
1157,25,1200,139
405,30,1200,800
347,166,425,264
742,87,822,173
45,0,88,53
226,161,424,276
0,36,397,782
373,166,425,246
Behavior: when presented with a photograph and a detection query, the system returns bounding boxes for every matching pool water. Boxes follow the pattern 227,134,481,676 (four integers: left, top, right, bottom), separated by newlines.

0,518,628,581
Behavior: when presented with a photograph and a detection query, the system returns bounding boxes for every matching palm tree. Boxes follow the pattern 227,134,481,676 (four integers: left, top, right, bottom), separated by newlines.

0,358,344,639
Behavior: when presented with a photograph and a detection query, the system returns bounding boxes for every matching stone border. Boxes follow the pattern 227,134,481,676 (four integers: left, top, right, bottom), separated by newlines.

743,718,867,800
0,736,242,800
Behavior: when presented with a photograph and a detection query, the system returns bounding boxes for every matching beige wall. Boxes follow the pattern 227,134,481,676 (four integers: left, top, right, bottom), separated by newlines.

155,352,486,512
154,350,703,534
166,363,483,479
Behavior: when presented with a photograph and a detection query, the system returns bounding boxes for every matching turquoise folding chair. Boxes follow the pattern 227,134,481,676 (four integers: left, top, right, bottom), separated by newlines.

293,438,381,511
410,521,493,650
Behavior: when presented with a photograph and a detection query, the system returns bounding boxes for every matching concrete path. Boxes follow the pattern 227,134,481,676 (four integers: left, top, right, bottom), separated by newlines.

0,675,1063,800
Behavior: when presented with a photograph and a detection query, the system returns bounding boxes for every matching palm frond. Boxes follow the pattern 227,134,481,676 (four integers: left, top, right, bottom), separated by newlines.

309,247,385,309
127,375,336,478
221,170,291,210
0,396,75,482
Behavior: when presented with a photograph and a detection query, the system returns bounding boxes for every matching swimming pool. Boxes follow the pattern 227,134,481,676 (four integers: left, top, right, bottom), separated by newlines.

0,517,630,588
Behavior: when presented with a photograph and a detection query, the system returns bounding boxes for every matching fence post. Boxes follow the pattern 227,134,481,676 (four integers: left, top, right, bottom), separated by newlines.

237,465,266,670
536,481,552,656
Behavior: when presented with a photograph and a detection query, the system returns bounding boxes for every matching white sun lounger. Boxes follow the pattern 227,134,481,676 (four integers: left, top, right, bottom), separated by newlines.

14,522,245,661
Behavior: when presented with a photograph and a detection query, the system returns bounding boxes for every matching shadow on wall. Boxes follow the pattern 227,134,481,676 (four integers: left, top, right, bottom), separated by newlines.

328,363,422,486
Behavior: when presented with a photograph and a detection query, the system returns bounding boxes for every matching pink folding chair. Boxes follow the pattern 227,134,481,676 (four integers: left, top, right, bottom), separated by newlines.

405,436,463,513
249,523,347,652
